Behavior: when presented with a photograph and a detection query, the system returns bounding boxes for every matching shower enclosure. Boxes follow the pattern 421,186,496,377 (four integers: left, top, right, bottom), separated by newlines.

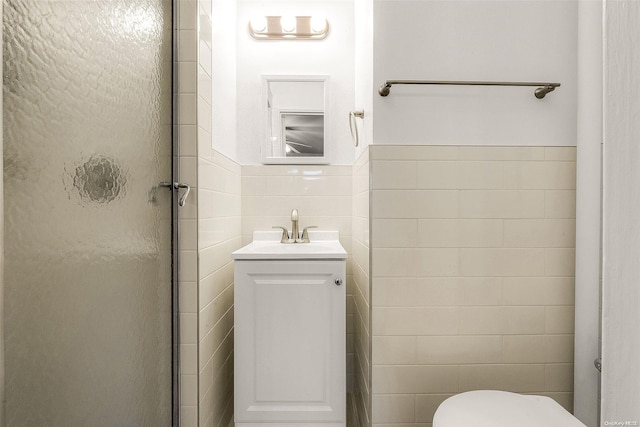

3,0,178,424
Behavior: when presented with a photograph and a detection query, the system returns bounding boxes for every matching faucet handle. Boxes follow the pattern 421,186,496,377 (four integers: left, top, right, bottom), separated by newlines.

272,226,290,243
300,226,318,243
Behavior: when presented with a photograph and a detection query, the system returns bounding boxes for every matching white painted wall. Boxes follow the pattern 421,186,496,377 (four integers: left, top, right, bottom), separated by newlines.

236,0,356,165
372,0,578,146
601,0,640,424
574,1,602,425
354,0,373,158
212,0,238,161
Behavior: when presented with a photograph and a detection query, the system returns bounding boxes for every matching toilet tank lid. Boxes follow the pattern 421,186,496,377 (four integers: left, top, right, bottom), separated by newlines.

433,390,587,427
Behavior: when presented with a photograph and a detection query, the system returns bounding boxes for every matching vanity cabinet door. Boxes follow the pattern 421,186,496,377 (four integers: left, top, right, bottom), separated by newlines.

234,260,346,426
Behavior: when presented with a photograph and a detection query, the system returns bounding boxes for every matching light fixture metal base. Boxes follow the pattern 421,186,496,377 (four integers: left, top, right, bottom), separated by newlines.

249,16,329,40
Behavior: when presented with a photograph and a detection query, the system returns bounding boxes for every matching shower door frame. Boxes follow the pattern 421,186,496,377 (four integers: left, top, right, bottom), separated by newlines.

172,0,180,424
0,1,4,424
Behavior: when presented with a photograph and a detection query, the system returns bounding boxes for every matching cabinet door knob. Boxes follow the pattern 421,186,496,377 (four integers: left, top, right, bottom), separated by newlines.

335,279,343,286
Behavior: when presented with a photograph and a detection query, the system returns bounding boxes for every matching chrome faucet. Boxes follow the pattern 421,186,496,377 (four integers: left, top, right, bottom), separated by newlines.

291,209,299,243
272,209,317,243
300,225,317,243
272,226,291,243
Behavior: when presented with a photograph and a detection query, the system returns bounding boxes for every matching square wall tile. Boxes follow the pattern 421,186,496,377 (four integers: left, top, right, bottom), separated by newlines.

373,365,459,394
415,336,503,364
372,160,417,189
372,394,416,423
416,161,503,189
458,364,545,392
459,190,545,218
502,335,574,363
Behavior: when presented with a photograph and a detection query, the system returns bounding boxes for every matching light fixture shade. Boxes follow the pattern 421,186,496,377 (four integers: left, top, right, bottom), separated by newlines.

248,15,330,40
310,16,327,33
249,16,267,33
280,15,296,32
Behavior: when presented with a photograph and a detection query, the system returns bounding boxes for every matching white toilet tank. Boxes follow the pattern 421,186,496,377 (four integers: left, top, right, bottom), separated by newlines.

433,390,587,427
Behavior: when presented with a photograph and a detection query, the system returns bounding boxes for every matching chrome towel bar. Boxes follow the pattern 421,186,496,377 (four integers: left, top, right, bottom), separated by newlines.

378,79,561,99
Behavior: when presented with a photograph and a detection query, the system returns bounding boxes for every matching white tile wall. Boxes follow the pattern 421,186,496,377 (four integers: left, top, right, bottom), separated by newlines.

369,145,576,427
197,148,240,427
196,1,240,426
241,163,356,410
177,0,200,422
352,148,371,427
178,0,239,425
240,165,352,246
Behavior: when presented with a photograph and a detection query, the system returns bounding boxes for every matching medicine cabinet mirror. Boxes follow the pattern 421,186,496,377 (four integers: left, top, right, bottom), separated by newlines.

262,75,329,164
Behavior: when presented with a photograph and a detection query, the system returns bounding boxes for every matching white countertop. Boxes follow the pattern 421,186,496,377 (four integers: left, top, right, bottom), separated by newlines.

232,230,347,261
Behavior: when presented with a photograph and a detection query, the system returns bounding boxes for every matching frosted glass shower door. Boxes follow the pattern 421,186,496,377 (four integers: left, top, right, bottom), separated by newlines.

3,0,174,425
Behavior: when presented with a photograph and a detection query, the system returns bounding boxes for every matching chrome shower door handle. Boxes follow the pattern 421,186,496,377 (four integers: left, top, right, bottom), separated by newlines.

175,183,190,207
158,182,191,207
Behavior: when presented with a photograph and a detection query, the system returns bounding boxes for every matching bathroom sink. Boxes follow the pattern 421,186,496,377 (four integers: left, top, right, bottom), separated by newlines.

232,230,347,260
234,229,347,424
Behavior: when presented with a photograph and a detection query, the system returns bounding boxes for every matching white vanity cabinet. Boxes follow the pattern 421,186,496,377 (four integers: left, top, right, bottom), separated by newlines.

232,231,346,427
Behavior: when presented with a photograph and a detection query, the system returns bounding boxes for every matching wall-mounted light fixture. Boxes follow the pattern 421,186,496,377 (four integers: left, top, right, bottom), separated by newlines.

249,16,329,40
